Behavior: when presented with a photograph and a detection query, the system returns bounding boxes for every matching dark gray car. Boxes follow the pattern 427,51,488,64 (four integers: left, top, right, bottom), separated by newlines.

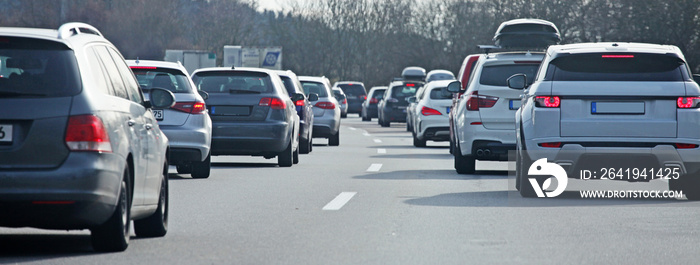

191,67,301,166
0,23,174,252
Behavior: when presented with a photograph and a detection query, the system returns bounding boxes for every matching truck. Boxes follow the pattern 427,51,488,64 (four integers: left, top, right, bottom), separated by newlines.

164,50,216,74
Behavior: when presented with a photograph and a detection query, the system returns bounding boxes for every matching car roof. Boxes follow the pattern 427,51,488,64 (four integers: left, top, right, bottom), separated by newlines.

425,80,454,88
0,23,112,49
192,66,277,75
126,60,186,71
369,86,388,91
298,76,329,83
334,81,365,86
547,42,682,57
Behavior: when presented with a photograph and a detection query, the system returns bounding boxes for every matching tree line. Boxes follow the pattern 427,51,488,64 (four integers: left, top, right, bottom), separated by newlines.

2,0,699,88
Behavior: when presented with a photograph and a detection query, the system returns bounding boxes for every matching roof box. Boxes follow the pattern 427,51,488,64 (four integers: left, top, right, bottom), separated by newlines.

493,19,561,49
401,66,426,81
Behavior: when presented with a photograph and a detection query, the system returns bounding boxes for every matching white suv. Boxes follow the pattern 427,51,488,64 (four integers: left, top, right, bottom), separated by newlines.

451,51,544,174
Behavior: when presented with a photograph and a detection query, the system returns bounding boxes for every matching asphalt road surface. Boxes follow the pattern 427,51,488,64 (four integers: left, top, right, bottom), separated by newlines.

2,116,700,264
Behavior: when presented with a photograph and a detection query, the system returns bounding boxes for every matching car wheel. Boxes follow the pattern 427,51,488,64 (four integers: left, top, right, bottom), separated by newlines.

669,173,700,200
341,112,347,118
278,139,293,167
362,114,370,121
91,165,130,252
406,121,412,132
176,164,192,174
381,119,390,127
293,144,300,164
309,137,313,152
413,132,426,147
449,139,455,155
454,144,475,174
329,131,340,146
300,136,311,154
134,162,169,237
191,153,211,179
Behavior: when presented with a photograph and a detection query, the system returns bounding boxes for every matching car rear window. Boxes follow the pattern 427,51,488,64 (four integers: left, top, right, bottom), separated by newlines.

547,53,687,81
192,71,273,94
279,76,297,96
391,85,418,98
0,37,81,97
370,89,386,99
300,81,329,97
429,86,452,100
131,67,193,93
337,84,366,96
479,64,540,86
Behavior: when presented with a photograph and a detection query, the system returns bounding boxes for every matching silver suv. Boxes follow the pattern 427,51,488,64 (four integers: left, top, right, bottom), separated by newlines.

0,23,174,252
128,60,212,179
451,51,544,174
512,42,700,199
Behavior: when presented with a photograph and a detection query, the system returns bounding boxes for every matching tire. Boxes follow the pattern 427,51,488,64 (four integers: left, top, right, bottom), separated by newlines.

329,131,340,146
406,121,412,132
362,115,370,121
413,133,426,147
300,136,311,154
381,119,390,127
278,139,293,167
91,166,130,252
191,153,211,179
309,138,313,152
341,112,347,118
134,163,169,237
516,149,538,197
454,144,476,174
669,174,700,200
449,139,455,155
176,164,192,174
293,144,300,164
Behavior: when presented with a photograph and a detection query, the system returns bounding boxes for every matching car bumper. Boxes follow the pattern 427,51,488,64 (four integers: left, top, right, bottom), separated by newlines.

312,115,340,138
160,123,211,162
211,121,291,156
347,102,363,113
417,115,450,141
382,107,407,122
458,124,516,161
0,152,124,229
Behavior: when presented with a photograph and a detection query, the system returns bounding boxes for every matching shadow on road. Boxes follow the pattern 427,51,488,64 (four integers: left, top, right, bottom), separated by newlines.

403,190,692,208
0,233,97,260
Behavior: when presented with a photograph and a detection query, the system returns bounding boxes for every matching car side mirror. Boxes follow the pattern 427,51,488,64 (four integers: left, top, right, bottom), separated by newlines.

292,93,305,102
198,90,209,100
407,96,417,103
446,80,461,93
507,74,527,90
308,93,319,102
149,87,176,109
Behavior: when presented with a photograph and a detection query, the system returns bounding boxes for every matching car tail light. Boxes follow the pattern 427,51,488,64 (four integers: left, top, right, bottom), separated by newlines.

539,142,562,148
421,106,442,116
369,98,379,104
342,98,347,104
360,95,367,100
315,102,336,109
406,83,415,87
260,97,286,109
466,91,498,111
65,115,112,152
295,99,305,106
172,101,206,114
535,96,561,108
470,122,483,125
675,143,699,149
677,97,700,108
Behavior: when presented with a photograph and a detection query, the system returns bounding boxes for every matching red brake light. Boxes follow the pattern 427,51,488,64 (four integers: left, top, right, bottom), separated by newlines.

677,97,700,108
406,83,415,87
539,142,562,148
675,143,699,149
129,66,158,69
535,96,561,108
65,115,112,152
602,55,634,58
360,95,367,100
421,106,442,116
466,91,498,111
342,98,347,104
315,102,336,109
295,100,305,106
172,101,206,114
369,98,378,104
260,97,286,109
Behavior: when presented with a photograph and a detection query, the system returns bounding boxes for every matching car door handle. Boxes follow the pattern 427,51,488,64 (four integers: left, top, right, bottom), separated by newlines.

127,119,136,126
145,124,153,130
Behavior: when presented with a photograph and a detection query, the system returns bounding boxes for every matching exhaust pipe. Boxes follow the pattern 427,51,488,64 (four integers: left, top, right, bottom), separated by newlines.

476,149,485,157
483,149,492,157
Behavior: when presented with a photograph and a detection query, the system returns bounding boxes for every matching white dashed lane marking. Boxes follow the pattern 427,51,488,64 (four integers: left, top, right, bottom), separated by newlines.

367,163,382,172
373,139,382,143
322,192,357,211
377,149,386,154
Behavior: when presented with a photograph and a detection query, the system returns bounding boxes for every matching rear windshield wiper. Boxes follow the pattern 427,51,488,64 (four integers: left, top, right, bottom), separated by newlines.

228,89,261,94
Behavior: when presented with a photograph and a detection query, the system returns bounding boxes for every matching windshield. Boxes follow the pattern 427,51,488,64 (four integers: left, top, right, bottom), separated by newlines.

337,84,366,96
0,37,81,97
131,68,193,93
480,64,540,86
192,71,273,93
300,81,329,97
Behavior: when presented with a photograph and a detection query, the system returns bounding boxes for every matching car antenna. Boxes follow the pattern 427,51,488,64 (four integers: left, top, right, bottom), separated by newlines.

231,65,235,69
135,57,140,64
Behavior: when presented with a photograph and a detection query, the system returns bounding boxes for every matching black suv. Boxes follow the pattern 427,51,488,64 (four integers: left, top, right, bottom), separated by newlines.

377,80,422,127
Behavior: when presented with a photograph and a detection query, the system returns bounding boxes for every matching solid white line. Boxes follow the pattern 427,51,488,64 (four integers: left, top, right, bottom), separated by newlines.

377,148,386,154
367,163,383,172
348,127,357,131
323,192,357,210
373,139,382,143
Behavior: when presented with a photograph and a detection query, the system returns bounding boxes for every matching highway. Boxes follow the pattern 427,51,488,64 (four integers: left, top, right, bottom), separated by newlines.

2,117,700,264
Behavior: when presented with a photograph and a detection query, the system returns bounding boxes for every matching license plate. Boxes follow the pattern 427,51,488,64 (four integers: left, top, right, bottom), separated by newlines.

0,124,13,143
592,102,644,114
509,100,521,110
153,109,164,120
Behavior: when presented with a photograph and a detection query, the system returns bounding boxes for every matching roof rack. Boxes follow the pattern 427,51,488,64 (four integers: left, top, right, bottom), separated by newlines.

58,22,103,39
